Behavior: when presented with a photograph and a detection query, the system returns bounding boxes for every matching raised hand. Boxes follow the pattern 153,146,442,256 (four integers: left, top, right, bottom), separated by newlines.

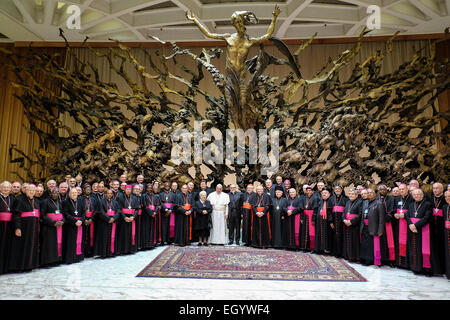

273,5,281,17
186,10,196,21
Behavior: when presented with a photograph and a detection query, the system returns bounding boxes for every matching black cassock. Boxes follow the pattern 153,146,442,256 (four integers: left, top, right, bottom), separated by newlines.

40,197,64,266
330,194,348,257
159,190,177,244
93,198,121,258
174,193,194,246
8,194,40,272
444,203,450,279
430,194,445,275
241,192,256,246
406,200,437,275
81,194,95,257
315,197,334,253
193,200,213,238
134,194,143,250
377,195,396,264
342,198,362,262
62,197,86,264
393,195,413,268
117,194,139,254
251,193,272,248
270,197,287,248
141,192,161,249
299,195,318,251
0,194,15,274
227,191,242,244
281,196,301,249
359,199,385,266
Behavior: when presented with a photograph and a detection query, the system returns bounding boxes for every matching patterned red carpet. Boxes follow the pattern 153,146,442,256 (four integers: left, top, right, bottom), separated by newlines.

137,246,367,281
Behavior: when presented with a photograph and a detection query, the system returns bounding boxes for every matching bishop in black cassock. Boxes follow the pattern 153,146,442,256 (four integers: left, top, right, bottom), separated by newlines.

40,188,64,266
174,185,194,246
62,188,86,264
8,185,40,272
251,186,272,249
0,182,15,274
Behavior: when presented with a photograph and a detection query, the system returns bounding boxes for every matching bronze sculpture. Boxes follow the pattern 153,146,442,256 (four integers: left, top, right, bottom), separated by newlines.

1,13,449,190
186,6,280,130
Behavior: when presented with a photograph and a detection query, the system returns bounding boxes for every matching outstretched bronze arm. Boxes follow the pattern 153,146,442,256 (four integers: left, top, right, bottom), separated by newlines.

251,5,281,44
185,11,228,40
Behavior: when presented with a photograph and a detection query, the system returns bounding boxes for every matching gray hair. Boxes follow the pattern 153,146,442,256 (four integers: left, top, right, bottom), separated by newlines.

199,191,207,197
0,181,11,188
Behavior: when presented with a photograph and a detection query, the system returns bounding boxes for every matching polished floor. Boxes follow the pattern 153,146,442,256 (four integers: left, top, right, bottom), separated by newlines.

0,244,448,300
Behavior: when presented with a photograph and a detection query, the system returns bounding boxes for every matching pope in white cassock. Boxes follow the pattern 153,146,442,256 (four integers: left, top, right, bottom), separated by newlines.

207,184,230,245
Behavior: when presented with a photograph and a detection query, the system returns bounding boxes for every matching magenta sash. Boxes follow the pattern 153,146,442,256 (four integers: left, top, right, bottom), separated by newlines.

122,208,136,245
445,221,450,229
164,203,173,209
410,218,431,268
397,209,408,257
373,235,381,266
85,211,94,247
385,222,395,261
158,209,162,243
0,212,12,221
304,209,315,249
287,206,299,246
148,205,158,245
106,210,116,253
165,203,175,238
47,213,63,256
345,213,358,221
74,217,83,255
149,204,158,243
364,219,381,265
433,208,443,217
21,210,40,218
138,209,142,216
333,206,345,213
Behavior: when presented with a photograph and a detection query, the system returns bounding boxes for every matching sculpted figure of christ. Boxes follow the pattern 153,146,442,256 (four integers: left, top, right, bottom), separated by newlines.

186,6,281,129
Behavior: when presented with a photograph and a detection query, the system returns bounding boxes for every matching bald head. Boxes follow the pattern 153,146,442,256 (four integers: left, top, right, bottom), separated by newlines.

432,182,444,197
11,182,21,195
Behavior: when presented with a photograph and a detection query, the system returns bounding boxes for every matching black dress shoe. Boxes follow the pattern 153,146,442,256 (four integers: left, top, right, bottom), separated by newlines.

198,243,202,246
228,241,233,245
203,243,208,246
